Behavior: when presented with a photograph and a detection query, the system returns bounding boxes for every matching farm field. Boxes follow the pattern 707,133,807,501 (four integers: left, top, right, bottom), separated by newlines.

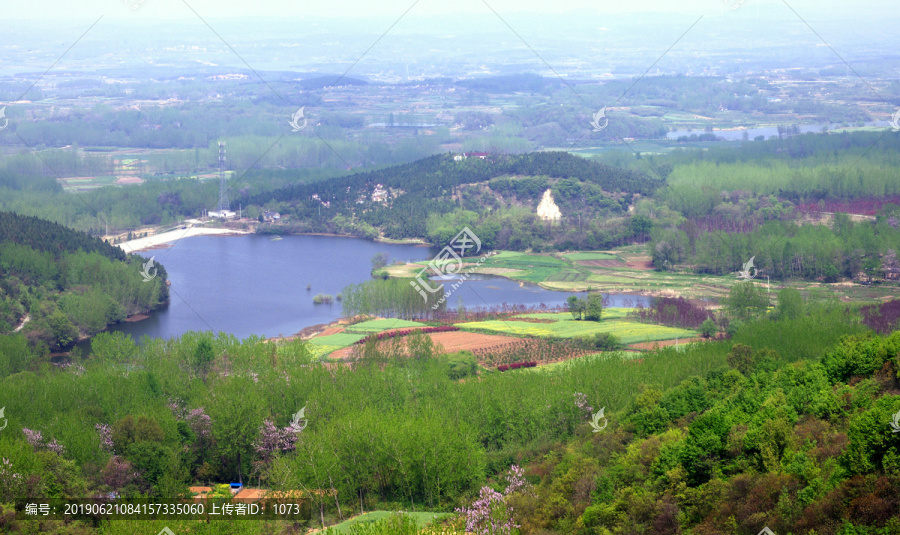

383,244,900,303
515,308,633,320
559,252,622,261
307,332,367,348
343,318,425,333
325,330,524,361
528,350,643,373
458,317,697,344
315,511,451,534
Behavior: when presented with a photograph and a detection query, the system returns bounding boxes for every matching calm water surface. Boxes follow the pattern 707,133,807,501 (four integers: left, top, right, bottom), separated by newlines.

99,235,652,344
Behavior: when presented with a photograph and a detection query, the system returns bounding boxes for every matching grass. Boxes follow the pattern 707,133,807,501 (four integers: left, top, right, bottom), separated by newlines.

321,511,452,534
345,319,425,333
458,318,697,344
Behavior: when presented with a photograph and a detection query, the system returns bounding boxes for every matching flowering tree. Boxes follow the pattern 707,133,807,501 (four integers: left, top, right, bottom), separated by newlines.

253,419,298,462
0,458,24,502
95,423,114,452
251,419,299,487
100,455,141,495
456,465,531,535
22,428,65,455
574,392,593,418
186,408,212,439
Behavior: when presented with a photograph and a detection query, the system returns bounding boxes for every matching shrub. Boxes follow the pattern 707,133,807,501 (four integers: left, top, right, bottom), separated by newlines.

497,361,537,372
444,350,478,380
312,294,334,305
727,344,783,376
590,332,622,351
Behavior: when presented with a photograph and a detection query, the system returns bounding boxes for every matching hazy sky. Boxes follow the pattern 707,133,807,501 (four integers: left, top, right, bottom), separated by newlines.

4,0,896,21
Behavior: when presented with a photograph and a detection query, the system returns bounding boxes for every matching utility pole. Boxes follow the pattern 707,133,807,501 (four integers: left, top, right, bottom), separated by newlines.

217,141,228,212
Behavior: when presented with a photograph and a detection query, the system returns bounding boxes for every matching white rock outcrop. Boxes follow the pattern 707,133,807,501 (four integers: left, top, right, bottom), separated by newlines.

536,189,562,221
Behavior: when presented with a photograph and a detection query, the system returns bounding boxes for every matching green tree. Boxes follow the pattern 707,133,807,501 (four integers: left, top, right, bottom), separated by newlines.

724,281,769,321
726,343,754,375
629,214,653,238
46,310,78,348
699,318,717,338
566,295,585,320
840,395,900,474
775,287,804,320
583,293,603,322
112,415,165,452
371,252,390,272
194,339,215,373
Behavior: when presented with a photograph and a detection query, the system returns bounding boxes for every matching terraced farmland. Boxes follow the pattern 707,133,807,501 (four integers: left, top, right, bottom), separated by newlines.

546,269,590,282
457,318,697,344
560,252,621,261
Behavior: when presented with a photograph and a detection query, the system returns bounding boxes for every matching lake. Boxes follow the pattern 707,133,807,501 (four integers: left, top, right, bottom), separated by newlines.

95,234,652,343
666,121,891,141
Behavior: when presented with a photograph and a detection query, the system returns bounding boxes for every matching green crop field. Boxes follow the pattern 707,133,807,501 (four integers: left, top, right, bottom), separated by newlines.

515,308,634,321
481,252,568,268
307,332,367,347
458,318,696,344
307,344,342,360
561,252,621,261
322,511,452,534
345,319,424,332
546,269,590,282
513,312,575,320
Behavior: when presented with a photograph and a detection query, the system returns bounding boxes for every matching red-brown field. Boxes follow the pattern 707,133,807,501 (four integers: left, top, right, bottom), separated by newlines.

627,337,704,350
328,331,523,361
429,331,523,353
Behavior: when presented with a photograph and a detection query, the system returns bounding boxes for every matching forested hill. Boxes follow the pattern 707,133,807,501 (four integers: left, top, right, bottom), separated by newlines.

250,151,660,206
0,211,168,349
248,151,661,246
0,211,127,262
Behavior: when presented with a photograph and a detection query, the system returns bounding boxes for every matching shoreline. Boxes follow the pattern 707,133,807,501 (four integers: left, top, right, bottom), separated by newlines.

120,226,251,253
120,225,430,253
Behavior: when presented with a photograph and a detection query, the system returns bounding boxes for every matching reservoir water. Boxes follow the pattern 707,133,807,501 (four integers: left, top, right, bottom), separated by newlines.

101,234,652,343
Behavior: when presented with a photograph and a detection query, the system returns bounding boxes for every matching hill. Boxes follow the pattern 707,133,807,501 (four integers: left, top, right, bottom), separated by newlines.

250,151,661,249
0,211,168,351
